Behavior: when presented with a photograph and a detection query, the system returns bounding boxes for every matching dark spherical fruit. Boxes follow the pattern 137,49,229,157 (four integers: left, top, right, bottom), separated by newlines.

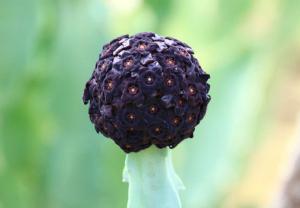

83,32,210,153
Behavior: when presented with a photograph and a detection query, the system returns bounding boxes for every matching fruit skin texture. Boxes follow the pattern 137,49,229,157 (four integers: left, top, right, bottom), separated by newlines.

83,32,210,153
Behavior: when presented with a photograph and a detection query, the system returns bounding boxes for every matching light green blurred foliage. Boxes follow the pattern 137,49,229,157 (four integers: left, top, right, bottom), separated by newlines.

0,0,299,207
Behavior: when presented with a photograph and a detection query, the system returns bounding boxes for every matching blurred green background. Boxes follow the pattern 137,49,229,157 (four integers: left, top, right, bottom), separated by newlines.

1,0,300,207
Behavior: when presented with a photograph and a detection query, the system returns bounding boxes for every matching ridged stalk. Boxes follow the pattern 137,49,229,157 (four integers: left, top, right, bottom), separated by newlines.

123,146,185,208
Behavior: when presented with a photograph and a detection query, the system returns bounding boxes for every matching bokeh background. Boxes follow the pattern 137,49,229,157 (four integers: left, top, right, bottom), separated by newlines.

1,0,300,207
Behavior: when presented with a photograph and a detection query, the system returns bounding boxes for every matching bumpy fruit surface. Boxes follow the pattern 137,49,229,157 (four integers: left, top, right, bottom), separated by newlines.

83,32,210,153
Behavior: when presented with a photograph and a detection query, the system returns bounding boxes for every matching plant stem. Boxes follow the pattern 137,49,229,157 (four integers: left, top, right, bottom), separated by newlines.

123,146,184,208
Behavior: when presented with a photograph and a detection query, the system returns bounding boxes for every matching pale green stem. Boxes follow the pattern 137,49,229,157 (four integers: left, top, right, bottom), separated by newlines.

123,146,185,208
